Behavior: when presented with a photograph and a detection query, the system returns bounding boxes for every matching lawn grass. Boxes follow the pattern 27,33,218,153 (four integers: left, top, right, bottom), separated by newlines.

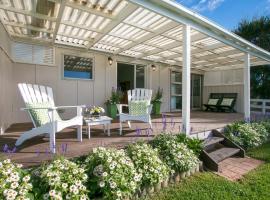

145,142,270,200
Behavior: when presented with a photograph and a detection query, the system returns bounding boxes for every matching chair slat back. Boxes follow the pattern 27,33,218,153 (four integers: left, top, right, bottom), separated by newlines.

18,83,55,105
128,89,152,104
18,83,56,128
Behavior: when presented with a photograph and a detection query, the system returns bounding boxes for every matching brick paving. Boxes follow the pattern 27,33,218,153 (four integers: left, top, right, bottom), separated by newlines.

216,157,264,181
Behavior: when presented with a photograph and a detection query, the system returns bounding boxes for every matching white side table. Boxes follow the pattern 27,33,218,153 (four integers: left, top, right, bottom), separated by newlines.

84,116,112,139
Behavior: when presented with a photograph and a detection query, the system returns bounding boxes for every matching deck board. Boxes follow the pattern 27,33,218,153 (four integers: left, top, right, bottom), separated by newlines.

0,111,243,167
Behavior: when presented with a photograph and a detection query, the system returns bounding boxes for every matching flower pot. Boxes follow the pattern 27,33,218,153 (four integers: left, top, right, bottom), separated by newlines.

169,174,175,184
161,177,169,188
106,104,117,119
196,163,200,172
186,170,191,177
154,182,162,192
147,186,155,195
152,101,161,115
199,161,203,172
191,167,196,175
174,172,181,183
180,171,186,179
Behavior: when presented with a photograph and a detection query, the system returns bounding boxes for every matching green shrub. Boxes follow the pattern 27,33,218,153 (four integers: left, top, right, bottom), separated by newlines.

251,123,269,143
175,134,203,156
224,120,270,150
31,157,88,200
0,159,33,200
151,134,199,173
85,147,139,200
225,123,262,149
126,142,169,187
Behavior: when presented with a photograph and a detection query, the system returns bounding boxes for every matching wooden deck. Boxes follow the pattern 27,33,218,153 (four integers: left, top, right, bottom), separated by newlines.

0,111,243,167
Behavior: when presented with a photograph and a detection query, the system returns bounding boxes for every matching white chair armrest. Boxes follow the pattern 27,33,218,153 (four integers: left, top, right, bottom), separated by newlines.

147,104,153,114
116,104,128,114
55,105,85,117
20,107,56,111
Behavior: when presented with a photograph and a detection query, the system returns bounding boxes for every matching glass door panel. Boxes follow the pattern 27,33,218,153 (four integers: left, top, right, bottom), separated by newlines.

191,74,202,109
136,65,145,88
170,71,182,111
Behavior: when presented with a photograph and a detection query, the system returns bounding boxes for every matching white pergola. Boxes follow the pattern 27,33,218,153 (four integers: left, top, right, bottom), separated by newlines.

1,0,270,134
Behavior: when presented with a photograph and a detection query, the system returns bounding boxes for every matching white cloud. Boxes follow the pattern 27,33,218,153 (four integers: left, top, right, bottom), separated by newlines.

192,0,225,12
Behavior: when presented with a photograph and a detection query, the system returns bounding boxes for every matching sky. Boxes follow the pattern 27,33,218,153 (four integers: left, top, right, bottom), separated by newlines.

175,0,270,30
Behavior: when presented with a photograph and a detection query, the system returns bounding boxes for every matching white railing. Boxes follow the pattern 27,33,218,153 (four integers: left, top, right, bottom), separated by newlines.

250,99,270,114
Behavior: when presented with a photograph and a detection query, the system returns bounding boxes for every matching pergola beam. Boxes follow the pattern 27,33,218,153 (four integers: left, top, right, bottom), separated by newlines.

52,0,66,43
86,3,139,49
2,21,54,34
0,4,57,21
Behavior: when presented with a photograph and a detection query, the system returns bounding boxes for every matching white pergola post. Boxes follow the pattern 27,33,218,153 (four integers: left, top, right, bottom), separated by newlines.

182,24,191,135
244,53,251,121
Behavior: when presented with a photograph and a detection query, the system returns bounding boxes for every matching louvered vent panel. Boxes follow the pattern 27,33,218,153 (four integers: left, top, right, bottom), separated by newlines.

12,42,55,65
33,45,54,65
12,43,33,63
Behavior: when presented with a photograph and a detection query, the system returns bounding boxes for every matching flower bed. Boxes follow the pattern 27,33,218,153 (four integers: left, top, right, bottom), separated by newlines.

0,159,33,200
85,147,140,200
31,157,88,200
0,133,204,200
151,134,199,174
224,121,270,149
126,142,169,189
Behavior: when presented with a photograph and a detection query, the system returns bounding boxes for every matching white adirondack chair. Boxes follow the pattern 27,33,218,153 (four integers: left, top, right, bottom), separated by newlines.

117,89,153,135
17,83,84,153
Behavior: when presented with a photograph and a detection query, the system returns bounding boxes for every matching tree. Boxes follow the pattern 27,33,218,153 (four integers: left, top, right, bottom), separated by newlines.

234,16,270,99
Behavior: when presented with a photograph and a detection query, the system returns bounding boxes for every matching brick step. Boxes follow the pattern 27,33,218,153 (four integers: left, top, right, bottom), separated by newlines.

203,137,224,147
208,147,240,163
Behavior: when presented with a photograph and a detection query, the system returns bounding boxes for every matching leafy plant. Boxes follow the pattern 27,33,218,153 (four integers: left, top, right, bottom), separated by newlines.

152,87,163,103
105,87,123,105
126,142,169,187
175,134,203,156
31,157,88,200
0,159,33,200
224,120,270,150
151,134,199,173
85,147,140,200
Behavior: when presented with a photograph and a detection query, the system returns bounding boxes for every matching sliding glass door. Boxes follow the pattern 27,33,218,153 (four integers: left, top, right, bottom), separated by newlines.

117,62,146,104
170,71,202,111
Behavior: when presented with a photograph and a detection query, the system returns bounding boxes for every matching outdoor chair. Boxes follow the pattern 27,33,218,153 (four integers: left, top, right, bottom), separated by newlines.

117,89,153,135
204,93,237,113
16,83,84,153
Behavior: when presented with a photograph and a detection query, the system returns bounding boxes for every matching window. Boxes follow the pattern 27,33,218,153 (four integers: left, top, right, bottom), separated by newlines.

63,55,93,80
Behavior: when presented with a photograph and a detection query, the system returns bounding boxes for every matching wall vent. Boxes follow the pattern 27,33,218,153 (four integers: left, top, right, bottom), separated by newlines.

12,42,55,66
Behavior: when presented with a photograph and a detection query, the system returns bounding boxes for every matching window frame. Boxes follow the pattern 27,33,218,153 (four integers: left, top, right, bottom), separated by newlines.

62,53,95,81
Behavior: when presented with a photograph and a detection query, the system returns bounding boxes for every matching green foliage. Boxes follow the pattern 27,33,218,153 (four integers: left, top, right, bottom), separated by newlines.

151,134,199,173
234,16,270,99
152,87,163,103
175,134,203,157
105,87,123,105
224,123,262,149
85,147,139,200
31,157,88,200
126,142,169,187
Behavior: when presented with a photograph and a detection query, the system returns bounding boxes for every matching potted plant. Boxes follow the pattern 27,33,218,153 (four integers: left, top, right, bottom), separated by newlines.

105,87,123,119
151,87,163,115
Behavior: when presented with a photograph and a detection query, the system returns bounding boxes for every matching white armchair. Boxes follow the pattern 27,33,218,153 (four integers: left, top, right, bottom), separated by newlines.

17,83,84,153
117,89,153,135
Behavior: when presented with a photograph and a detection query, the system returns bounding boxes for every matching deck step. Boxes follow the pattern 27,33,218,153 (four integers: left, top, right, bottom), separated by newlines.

203,137,224,147
208,147,240,163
